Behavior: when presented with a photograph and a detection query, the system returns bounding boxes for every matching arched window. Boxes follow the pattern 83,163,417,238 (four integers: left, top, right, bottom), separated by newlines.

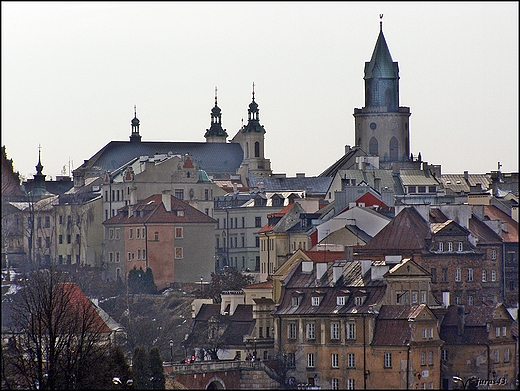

154,231,159,241
369,137,378,156
254,141,260,158
245,142,249,158
389,137,398,161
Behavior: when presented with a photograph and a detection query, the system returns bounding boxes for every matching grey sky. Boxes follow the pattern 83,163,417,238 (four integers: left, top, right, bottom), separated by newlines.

2,2,518,181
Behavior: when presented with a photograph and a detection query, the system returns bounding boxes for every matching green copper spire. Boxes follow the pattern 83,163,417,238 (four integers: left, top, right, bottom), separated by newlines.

363,14,400,111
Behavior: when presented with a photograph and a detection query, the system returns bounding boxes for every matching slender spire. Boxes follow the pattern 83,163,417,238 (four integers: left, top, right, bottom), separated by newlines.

134,105,136,117
36,144,43,174
130,105,141,142
215,86,218,106
204,86,227,141
252,82,255,101
379,13,383,32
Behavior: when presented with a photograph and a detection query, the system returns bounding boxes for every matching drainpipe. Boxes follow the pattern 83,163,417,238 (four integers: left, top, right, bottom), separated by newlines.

363,314,367,390
406,344,410,390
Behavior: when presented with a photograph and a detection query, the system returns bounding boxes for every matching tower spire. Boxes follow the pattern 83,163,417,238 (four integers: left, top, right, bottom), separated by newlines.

215,86,218,106
130,105,141,143
252,82,255,101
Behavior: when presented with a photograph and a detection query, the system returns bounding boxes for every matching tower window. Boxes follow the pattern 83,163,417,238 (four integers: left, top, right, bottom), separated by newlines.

369,137,378,156
254,141,260,158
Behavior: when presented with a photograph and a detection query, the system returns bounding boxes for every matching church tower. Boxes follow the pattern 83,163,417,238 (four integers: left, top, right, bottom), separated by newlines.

130,105,141,143
354,15,411,168
204,87,228,143
232,83,272,179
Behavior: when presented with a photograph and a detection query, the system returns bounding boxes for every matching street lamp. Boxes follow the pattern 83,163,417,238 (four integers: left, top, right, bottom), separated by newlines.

169,339,174,364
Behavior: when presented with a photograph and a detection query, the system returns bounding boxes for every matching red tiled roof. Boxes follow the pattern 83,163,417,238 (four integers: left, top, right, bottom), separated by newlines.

302,250,345,263
243,280,273,290
372,319,412,346
60,282,112,333
483,205,518,243
103,194,216,225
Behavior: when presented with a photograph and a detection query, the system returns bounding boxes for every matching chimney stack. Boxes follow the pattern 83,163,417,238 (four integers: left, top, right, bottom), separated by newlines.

162,190,172,212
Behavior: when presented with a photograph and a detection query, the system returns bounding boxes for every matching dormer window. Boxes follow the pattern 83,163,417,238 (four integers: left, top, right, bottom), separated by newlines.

337,296,345,306
457,242,463,252
438,242,444,252
312,296,321,306
292,296,300,307
177,210,185,217
355,296,365,306
447,242,453,252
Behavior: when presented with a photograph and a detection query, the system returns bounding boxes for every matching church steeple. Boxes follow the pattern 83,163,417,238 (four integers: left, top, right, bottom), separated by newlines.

204,86,228,142
363,14,400,111
242,83,265,134
130,105,141,143
30,144,52,198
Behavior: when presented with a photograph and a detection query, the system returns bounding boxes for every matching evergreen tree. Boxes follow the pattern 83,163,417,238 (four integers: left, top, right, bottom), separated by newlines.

107,345,132,390
149,346,166,389
132,346,151,389
128,266,158,294
144,267,158,294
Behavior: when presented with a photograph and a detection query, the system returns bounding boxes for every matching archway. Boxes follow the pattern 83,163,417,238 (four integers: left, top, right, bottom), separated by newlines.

205,376,225,389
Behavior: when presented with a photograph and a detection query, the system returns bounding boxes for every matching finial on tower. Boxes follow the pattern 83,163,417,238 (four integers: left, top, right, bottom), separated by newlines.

134,105,137,117
379,14,383,32
215,86,218,106
252,82,255,101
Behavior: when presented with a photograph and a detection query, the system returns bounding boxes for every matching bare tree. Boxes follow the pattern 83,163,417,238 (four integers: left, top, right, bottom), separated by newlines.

2,267,115,389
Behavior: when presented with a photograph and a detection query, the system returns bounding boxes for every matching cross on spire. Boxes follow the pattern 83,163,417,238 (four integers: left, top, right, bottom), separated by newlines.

379,13,383,32
252,82,255,101
215,86,218,105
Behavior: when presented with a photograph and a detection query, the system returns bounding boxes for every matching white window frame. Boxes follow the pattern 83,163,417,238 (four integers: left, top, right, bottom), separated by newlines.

468,268,473,281
347,353,355,368
384,352,392,368
347,379,355,390
455,268,461,282
438,241,443,252
331,353,339,368
337,296,345,306
491,270,496,281
288,323,296,340
448,241,453,252
457,242,463,252
312,296,321,306
332,378,339,390
346,322,356,340
482,270,487,282
307,353,315,368
306,323,315,339
331,323,339,340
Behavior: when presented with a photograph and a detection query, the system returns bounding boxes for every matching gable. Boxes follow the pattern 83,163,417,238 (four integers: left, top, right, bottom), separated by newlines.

431,220,469,237
385,258,431,278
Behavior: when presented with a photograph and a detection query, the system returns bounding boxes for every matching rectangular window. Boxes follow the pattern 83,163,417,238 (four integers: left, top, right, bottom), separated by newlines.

109,228,114,240
412,291,418,303
255,217,261,227
420,291,427,303
457,242,463,252
346,379,355,390
496,327,501,337
67,234,71,244
255,236,260,247
501,326,506,336
312,297,321,306
136,228,140,239
448,242,453,252
137,248,141,259
384,352,392,368
491,249,497,260
455,268,461,282
331,353,339,368
45,216,50,228
355,296,364,306
175,227,183,238
115,252,120,263
75,234,80,244
491,270,496,281
428,186,436,193
332,378,339,390
431,268,437,283
141,228,145,238
288,323,296,339
142,249,146,260
482,270,487,282
59,234,63,244
504,348,510,362
259,327,263,338
115,228,120,240
468,295,473,305
292,296,300,307
468,268,473,281
438,242,444,252
422,329,427,339
241,236,245,248
307,353,314,368
421,351,426,366
494,349,499,363
428,328,433,339
347,353,355,368
441,268,448,282
204,189,209,201
428,351,433,365
129,228,133,239
59,215,63,224
408,186,416,194
337,296,345,305
175,247,183,259
174,189,184,200
346,323,356,340
109,252,114,263
418,186,426,193
287,353,295,367
128,252,131,261
331,323,339,340
441,350,448,361
306,323,315,339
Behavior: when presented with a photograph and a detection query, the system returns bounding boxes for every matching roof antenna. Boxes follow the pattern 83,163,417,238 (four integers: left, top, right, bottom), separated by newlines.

379,13,383,32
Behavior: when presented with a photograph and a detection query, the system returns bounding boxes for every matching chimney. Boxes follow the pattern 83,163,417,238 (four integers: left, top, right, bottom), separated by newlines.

464,171,469,181
162,190,172,212
296,173,305,178
316,263,327,280
233,182,238,194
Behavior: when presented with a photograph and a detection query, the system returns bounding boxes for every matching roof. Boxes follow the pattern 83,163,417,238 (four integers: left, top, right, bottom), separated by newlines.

482,205,518,243
75,140,244,176
302,250,345,263
359,207,429,252
248,175,333,196
468,216,502,245
440,173,491,193
103,193,216,225
365,30,397,79
399,170,440,187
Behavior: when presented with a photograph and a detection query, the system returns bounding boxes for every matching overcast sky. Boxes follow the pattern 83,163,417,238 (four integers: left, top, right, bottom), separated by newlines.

2,2,518,182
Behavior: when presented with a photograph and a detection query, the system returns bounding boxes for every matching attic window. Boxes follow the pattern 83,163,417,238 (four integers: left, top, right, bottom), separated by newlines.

354,296,365,306
177,210,185,217
337,296,346,306
292,296,300,307
312,297,321,306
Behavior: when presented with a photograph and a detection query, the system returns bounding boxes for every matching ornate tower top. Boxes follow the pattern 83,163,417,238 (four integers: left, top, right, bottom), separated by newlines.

130,105,141,143
204,86,228,141
242,82,265,134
